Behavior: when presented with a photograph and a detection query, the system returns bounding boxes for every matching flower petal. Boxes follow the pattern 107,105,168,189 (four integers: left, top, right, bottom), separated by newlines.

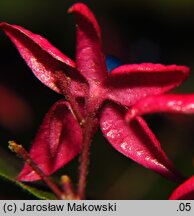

100,103,183,182
69,3,108,83
18,99,82,181
107,63,190,107
126,94,194,122
169,176,194,200
0,22,88,97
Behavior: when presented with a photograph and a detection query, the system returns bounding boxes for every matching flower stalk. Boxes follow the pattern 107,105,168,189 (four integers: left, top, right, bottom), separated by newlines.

78,116,98,199
55,70,84,123
8,141,64,199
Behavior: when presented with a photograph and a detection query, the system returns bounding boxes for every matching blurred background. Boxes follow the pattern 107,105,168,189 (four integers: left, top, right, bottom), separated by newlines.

0,0,194,199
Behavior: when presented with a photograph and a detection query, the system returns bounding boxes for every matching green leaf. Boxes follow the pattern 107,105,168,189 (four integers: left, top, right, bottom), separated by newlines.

0,147,56,199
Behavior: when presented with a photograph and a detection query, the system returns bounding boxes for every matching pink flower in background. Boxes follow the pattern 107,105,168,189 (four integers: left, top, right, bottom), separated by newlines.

0,3,190,183
169,175,194,199
0,84,33,131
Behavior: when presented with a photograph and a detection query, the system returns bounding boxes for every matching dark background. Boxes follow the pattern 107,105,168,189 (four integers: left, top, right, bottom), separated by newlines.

0,0,194,199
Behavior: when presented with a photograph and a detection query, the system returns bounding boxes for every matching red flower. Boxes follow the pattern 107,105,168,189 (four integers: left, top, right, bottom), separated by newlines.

169,175,194,199
0,3,189,182
126,94,194,121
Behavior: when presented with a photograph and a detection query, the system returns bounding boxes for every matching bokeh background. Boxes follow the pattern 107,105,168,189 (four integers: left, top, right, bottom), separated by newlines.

0,0,194,199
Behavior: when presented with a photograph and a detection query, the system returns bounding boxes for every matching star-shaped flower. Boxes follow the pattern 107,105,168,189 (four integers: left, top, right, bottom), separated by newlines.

0,3,189,182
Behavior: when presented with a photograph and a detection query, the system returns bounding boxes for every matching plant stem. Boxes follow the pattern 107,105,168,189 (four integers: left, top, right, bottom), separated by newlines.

55,71,84,123
8,141,64,200
77,117,98,199
56,71,103,199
